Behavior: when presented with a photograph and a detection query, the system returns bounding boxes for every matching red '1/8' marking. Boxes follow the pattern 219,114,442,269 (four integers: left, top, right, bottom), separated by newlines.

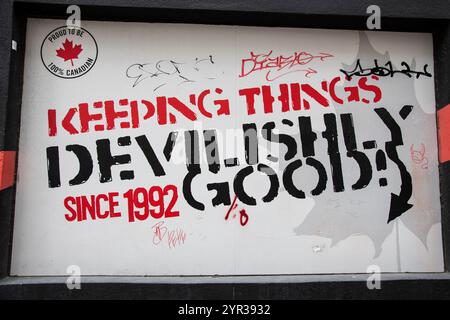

225,195,249,227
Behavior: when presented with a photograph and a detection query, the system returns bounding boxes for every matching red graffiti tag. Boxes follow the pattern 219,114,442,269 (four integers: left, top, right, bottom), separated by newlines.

240,50,333,81
152,221,186,248
410,143,428,169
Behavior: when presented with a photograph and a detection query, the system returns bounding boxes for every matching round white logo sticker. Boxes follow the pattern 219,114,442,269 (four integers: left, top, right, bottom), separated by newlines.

41,26,98,79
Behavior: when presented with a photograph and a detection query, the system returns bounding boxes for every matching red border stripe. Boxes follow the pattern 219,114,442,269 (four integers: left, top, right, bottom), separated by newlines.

0,151,16,190
438,104,450,164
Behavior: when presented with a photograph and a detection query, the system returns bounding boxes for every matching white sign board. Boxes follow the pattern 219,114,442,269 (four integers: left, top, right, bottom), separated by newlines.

11,19,444,275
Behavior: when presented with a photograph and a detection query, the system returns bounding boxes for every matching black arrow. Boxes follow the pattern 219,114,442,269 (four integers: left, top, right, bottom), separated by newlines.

374,108,413,223
385,142,413,222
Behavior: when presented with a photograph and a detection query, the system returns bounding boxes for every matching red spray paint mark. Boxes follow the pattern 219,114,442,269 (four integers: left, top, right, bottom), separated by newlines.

225,195,249,226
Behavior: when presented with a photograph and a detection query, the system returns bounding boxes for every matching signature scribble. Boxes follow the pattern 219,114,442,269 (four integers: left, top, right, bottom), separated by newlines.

126,55,217,91
240,50,333,81
340,59,432,79
152,221,187,248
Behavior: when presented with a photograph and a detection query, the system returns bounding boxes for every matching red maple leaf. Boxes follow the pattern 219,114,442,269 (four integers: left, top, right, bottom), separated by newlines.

56,38,83,66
